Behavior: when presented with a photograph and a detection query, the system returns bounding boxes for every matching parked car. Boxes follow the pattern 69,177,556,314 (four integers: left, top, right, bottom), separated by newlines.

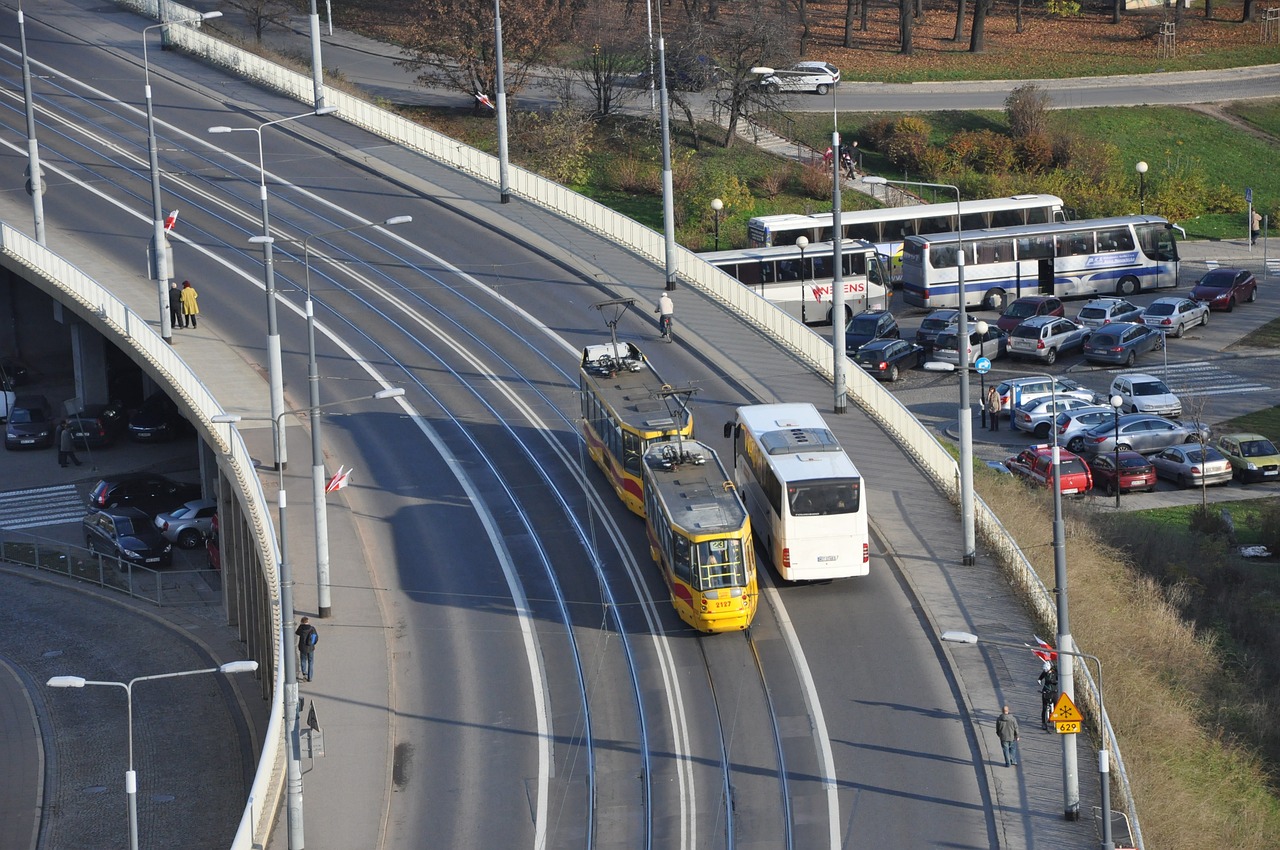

993,376,1097,420
931,323,1007,367
1003,445,1093,496
1215,432,1280,484
1139,297,1209,338
756,61,840,94
1076,298,1143,329
1087,451,1157,495
1109,373,1181,418
1149,444,1234,489
1078,414,1210,456
1007,316,1089,365
4,394,55,449
86,473,202,517
1056,405,1121,453
995,295,1064,334
914,308,961,353
844,309,900,353
1082,322,1165,367
83,507,174,568
1190,268,1257,312
128,391,190,442
1012,395,1100,438
154,498,218,549
851,338,924,382
65,402,128,448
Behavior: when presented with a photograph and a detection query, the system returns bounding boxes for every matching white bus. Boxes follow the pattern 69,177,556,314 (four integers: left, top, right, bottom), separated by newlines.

723,403,869,581
900,215,1182,312
701,239,891,325
746,194,1068,271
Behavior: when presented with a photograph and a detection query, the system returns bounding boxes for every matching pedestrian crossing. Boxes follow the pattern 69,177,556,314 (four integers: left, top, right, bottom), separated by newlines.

1106,361,1271,399
0,484,85,530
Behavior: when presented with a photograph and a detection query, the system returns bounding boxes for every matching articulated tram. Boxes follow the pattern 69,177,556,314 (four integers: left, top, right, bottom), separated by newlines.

641,439,758,633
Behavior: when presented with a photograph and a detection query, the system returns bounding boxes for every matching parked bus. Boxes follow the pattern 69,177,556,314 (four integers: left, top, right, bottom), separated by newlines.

723,403,869,581
642,438,758,633
899,215,1182,312
701,239,891,324
580,341,692,517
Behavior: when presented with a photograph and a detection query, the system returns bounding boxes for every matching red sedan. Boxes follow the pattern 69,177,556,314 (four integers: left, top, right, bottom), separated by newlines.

1087,451,1157,496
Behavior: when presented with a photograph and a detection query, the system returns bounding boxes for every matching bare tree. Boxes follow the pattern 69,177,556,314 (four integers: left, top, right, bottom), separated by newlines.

1005,83,1053,139
700,8,791,148
953,0,967,42
900,0,914,54
843,0,857,45
572,41,645,118
1243,0,1257,20
239,0,292,42
969,0,991,51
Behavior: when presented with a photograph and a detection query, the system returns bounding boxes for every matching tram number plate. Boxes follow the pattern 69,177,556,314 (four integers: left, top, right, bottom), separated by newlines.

1054,720,1081,734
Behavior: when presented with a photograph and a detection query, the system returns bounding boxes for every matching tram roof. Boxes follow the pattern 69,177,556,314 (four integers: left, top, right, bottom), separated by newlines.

644,440,747,535
581,343,682,433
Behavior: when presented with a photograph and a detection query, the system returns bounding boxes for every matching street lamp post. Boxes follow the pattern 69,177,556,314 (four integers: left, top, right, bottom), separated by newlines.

46,661,259,850
797,235,809,324
863,175,976,565
974,320,989,428
288,216,412,617
208,106,339,469
143,12,222,346
1110,394,1123,509
941,631,1114,850
710,197,723,251
17,0,45,246
1135,161,1148,215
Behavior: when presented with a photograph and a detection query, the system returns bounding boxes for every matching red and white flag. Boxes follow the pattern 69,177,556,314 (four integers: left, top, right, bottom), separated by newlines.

474,92,495,110
325,465,353,492
163,209,180,231
1032,635,1057,664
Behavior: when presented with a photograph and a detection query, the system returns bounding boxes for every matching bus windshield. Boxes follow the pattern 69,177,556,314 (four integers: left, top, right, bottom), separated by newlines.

787,479,861,516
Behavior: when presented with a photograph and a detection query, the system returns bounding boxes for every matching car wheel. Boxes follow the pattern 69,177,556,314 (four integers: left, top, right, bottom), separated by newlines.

1155,335,1165,351
1125,351,1136,367
1173,322,1185,339
1035,422,1051,438
177,528,203,550
1184,434,1200,444
1117,443,1132,452
1045,347,1057,366
815,83,830,95
1247,287,1257,303
1201,312,1209,327
1177,474,1189,489
1227,297,1236,312
887,365,900,382
1067,437,1084,453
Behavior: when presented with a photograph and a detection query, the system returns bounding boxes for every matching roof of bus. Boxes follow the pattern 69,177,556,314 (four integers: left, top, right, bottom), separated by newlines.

903,215,1174,246
733,403,862,481
580,343,685,435
643,440,748,535
747,194,1066,228
699,238,878,262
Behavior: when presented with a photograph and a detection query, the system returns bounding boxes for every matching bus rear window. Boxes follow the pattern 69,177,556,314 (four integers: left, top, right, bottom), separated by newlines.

788,479,860,516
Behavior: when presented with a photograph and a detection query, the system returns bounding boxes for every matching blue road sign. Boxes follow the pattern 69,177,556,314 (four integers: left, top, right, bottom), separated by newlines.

975,357,992,374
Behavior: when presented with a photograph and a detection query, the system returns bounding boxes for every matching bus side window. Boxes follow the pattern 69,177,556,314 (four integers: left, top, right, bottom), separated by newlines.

760,261,776,283
812,255,833,279
777,260,801,282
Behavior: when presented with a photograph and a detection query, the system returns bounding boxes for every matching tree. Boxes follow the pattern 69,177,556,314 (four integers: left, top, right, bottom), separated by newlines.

1243,0,1258,21
953,0,967,42
241,0,292,42
900,0,914,54
700,9,792,148
969,0,991,51
572,41,644,119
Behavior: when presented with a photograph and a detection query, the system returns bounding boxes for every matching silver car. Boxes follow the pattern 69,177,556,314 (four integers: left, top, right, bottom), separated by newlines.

1076,298,1143,330
1007,316,1090,365
1077,414,1210,456
154,498,218,549
1012,395,1100,438
1055,405,1120,453
931,324,1006,367
1139,297,1209,338
1109,373,1181,418
1149,444,1234,488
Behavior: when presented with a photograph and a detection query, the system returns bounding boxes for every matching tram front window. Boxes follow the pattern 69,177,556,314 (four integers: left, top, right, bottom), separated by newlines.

697,540,745,589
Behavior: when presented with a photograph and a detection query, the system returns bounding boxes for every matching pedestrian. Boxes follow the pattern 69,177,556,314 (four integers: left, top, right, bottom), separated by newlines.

296,616,317,681
1038,662,1059,731
1251,209,1262,246
168,281,184,330
180,280,200,329
986,385,1002,432
58,420,82,468
655,291,674,342
996,705,1020,767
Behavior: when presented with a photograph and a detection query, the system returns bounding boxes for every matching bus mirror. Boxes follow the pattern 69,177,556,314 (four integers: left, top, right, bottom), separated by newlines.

723,422,735,439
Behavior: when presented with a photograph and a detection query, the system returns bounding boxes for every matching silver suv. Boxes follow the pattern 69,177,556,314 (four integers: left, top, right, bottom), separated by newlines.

1076,298,1142,330
993,376,1097,419
1007,316,1090,365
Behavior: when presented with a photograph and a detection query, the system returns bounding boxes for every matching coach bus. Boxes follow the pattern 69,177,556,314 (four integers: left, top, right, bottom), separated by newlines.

723,403,869,581
701,239,891,324
899,215,1182,311
642,438,758,633
580,341,692,517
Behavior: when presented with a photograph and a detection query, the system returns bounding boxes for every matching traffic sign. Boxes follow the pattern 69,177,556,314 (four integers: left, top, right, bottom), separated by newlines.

974,356,991,374
1051,692,1083,723
1055,720,1081,734
1246,187,1253,204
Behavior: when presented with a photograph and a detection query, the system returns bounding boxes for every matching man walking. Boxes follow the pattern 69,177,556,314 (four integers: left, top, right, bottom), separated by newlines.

1251,209,1262,246
296,616,317,682
996,705,1020,767
168,282,184,330
58,420,82,468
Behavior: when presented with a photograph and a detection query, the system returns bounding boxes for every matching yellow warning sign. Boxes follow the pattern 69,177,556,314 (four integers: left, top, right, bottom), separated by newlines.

1051,692,1083,723
1054,720,1081,735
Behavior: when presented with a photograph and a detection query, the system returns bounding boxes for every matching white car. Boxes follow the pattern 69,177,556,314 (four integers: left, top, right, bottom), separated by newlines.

1139,296,1209,338
1110,373,1182,418
757,61,840,95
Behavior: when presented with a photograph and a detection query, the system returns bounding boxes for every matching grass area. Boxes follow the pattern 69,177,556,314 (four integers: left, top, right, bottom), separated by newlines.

1132,497,1273,544
1234,316,1280,350
1229,100,1280,139
1218,405,1280,439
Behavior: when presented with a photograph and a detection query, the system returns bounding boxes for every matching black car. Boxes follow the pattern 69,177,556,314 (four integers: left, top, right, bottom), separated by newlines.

844,309,900,354
83,508,174,568
851,338,924,382
4,394,55,449
66,402,128,448
87,473,202,517
128,391,190,442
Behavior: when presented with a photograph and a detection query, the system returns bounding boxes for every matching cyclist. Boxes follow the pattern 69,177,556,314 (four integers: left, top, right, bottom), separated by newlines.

655,291,674,342
1038,661,1059,731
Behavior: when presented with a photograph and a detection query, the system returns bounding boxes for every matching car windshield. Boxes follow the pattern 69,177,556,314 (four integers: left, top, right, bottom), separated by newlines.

1006,302,1038,319
1197,271,1232,288
935,332,958,349
853,348,882,365
115,517,138,535
1119,456,1151,470
11,409,45,423
1241,439,1278,457
849,316,882,334
1133,381,1171,395
170,505,192,518
922,317,951,331
1145,303,1174,316
1092,333,1120,346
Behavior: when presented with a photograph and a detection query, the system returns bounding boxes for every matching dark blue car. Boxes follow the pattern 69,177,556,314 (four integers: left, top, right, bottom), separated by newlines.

1082,322,1164,367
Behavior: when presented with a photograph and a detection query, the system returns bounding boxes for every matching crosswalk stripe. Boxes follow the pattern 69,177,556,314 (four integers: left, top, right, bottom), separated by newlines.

0,484,86,530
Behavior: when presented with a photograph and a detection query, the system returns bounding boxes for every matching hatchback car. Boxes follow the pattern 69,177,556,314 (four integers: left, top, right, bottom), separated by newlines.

1087,451,1157,495
1007,316,1089,365
1056,405,1120,453
4,394,55,449
757,61,840,94
851,338,924,382
1078,414,1209,456
1190,268,1258,312
1082,322,1165,367
914,308,961,353
993,376,1097,420
995,295,1064,334
128,391,189,442
1149,444,1234,489
1216,432,1280,484
154,498,218,549
1003,445,1093,495
83,507,174,568
1076,298,1143,329
86,473,203,517
844,309,900,353
65,402,128,448
1139,297,1209,338
1012,396,1099,438
931,324,1006,367
1109,373,1181,418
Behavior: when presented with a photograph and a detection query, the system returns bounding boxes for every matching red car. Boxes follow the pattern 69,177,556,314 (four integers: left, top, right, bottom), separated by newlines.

1087,451,1157,496
1003,445,1094,496
1190,268,1257,312
995,295,1065,334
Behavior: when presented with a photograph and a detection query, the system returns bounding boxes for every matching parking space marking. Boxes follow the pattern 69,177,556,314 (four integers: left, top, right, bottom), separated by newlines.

0,484,84,530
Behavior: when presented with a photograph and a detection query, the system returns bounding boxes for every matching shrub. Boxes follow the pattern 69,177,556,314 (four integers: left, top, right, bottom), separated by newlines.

1015,133,1054,174
754,170,786,199
511,108,595,185
884,116,933,174
1188,505,1235,539
1006,83,1053,140
859,117,898,150
607,157,660,194
797,162,833,200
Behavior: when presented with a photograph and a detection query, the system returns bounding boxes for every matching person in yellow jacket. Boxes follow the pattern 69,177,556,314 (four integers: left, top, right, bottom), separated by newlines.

180,280,200,329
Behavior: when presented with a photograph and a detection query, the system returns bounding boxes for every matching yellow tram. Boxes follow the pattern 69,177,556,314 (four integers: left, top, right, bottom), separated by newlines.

641,439,758,633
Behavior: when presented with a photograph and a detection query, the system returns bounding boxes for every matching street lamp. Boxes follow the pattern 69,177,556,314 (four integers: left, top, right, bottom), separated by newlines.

286,216,412,617
17,0,45,246
796,235,809,324
143,11,222,346
207,105,339,470
1109,394,1123,509
941,631,1115,850
710,197,723,251
973,320,990,428
1135,161,1148,215
46,660,259,850
863,175,975,566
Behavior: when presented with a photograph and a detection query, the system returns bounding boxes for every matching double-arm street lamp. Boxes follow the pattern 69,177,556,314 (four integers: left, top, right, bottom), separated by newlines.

17,0,45,246
942,631,1115,849
46,660,259,850
207,106,339,469
143,11,222,345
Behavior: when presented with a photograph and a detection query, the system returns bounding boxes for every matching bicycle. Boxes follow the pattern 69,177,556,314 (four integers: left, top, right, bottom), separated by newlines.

659,313,674,343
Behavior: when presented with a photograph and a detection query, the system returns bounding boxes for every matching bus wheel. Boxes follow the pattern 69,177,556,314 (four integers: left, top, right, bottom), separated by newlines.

983,289,1006,311
1117,276,1139,296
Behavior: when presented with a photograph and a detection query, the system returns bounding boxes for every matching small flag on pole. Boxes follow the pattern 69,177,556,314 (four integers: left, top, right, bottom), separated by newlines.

163,209,180,231
325,465,353,492
474,92,495,110
1032,635,1057,664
